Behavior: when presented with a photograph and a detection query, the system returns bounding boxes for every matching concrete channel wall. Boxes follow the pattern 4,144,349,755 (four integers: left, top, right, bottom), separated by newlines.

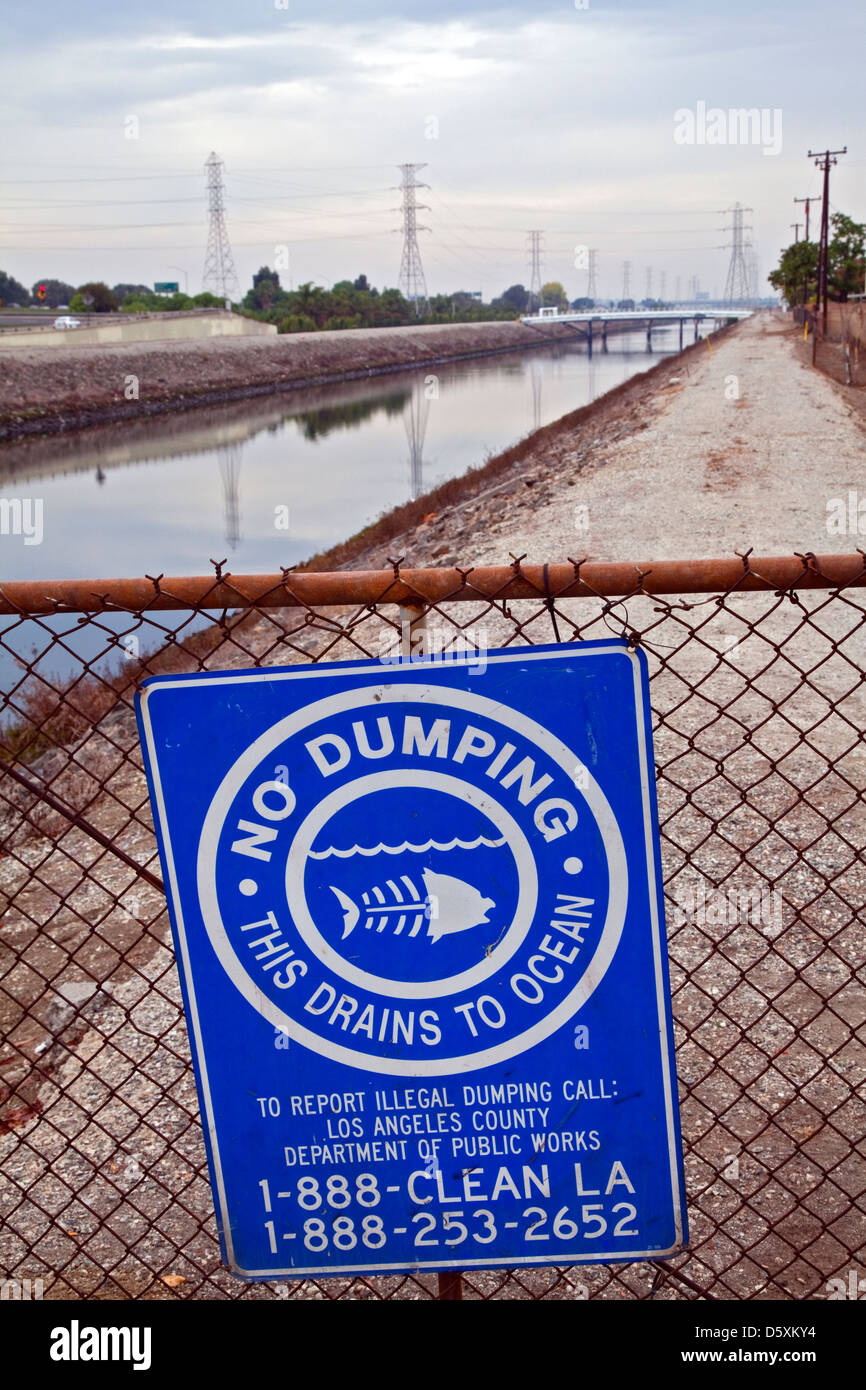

0,310,277,350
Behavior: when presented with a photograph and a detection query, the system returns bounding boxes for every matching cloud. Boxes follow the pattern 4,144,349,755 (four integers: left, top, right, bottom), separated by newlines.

1,2,861,299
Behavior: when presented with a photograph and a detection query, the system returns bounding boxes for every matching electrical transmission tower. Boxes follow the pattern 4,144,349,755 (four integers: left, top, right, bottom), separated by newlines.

527,231,544,313
587,248,599,302
201,152,240,302
721,203,754,305
658,270,667,305
621,260,631,303
645,266,653,302
395,164,430,315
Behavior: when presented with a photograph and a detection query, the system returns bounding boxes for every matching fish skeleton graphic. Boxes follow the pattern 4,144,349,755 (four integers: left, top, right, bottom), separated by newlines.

330,868,494,944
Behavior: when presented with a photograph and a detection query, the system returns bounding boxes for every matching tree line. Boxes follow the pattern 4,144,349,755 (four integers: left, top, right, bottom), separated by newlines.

0,264,702,327
0,268,589,326
769,212,865,306
240,271,532,331
0,275,225,313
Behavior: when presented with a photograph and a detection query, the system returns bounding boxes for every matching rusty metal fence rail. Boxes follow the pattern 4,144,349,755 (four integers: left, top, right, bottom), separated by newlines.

1,553,864,1301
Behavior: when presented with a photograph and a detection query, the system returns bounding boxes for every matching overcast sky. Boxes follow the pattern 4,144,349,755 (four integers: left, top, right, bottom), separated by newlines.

1,1,862,301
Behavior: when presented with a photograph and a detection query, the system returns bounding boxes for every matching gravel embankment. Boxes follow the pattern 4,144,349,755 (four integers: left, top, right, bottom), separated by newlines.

0,318,585,439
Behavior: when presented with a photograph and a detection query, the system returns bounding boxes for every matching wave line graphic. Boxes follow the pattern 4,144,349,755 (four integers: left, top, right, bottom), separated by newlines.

308,835,506,860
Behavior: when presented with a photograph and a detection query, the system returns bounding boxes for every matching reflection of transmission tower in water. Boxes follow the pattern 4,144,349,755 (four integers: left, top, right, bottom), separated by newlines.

202,152,240,301
217,443,242,550
396,164,430,316
587,344,598,403
529,359,543,432
404,384,430,501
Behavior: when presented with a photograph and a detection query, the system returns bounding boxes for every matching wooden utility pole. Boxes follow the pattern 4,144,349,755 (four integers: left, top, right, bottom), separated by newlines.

807,148,846,334
794,194,820,309
794,194,820,244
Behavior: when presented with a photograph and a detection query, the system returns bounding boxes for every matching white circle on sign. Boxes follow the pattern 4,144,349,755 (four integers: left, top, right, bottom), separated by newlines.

285,769,536,1000
196,679,629,1076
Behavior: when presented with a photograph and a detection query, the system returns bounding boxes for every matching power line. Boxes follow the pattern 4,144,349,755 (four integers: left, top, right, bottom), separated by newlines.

2,231,396,250
0,165,393,184
0,173,202,184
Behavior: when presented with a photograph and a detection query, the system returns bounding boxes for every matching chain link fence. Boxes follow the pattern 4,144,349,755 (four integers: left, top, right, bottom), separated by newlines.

1,553,864,1301
793,304,866,387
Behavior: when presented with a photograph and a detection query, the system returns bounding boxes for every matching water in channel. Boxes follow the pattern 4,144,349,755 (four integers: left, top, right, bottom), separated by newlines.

0,323,703,691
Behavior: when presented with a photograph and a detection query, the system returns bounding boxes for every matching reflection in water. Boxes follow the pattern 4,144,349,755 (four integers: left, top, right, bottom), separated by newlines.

294,390,408,442
0,324,706,588
218,443,243,550
587,349,598,404
530,360,543,433
0,325,709,695
404,382,431,501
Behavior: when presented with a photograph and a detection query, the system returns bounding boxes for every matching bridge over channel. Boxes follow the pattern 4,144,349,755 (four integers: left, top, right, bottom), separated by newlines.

521,307,752,352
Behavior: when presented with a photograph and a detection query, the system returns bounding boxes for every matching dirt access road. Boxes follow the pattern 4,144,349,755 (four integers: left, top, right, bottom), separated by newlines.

356,311,866,572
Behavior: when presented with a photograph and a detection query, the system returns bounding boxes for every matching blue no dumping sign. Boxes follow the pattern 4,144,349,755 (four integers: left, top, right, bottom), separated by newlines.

136,639,687,1278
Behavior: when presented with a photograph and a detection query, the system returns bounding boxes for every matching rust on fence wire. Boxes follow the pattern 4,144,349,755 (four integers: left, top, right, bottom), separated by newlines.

1,552,865,1301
